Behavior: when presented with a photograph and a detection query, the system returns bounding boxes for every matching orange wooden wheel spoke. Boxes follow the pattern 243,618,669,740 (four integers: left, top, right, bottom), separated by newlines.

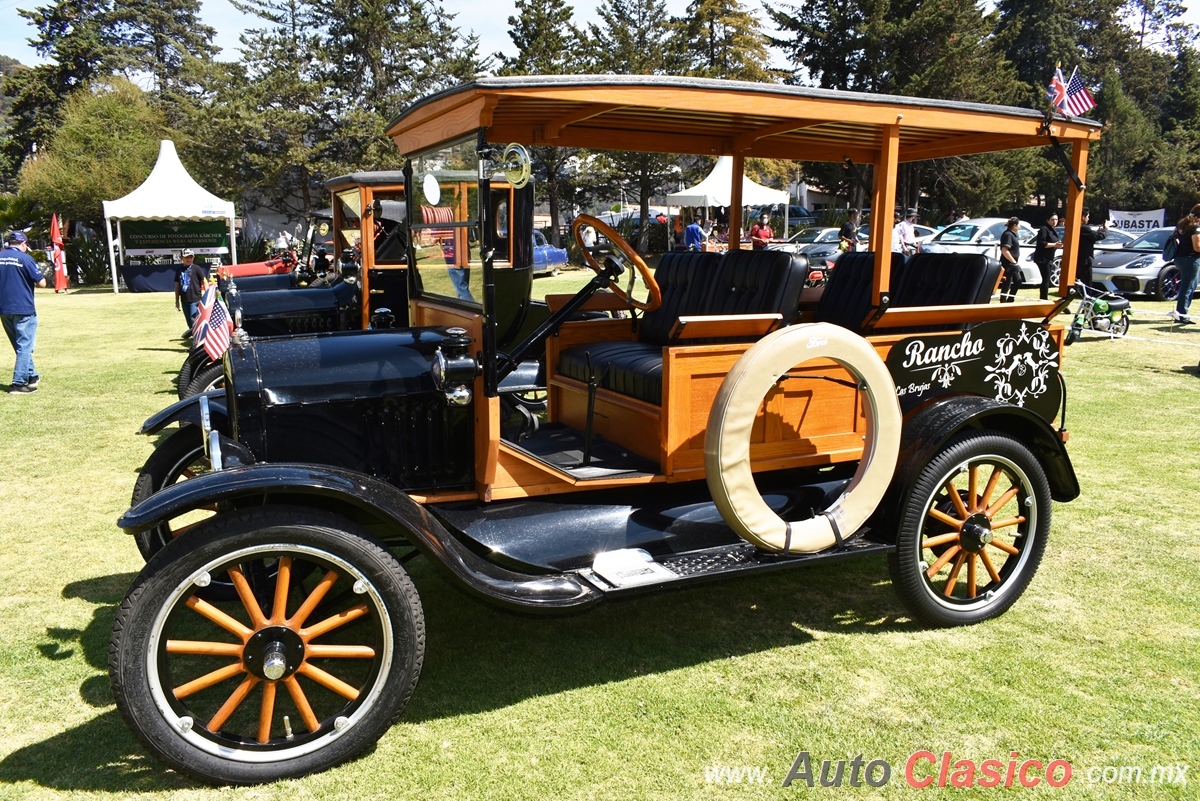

185,596,253,640
302,603,369,641
966,553,977,598
287,569,339,630
945,479,969,519
990,515,1027,530
283,675,320,732
207,675,259,732
968,465,979,512
166,639,243,657
306,644,376,659
927,508,962,529
298,663,359,701
270,557,292,624
980,549,1002,583
921,531,961,550
943,552,966,597
257,680,276,744
989,538,1019,555
979,464,1003,509
174,661,245,699
169,521,201,539
986,487,1019,518
181,469,197,479
925,545,961,578
227,567,269,629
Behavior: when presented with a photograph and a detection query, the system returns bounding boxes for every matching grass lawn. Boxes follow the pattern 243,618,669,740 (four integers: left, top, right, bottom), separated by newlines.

0,285,1198,799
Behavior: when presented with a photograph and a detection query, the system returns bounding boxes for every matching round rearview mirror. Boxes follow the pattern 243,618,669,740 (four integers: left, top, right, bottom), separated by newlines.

501,143,531,189
422,173,441,205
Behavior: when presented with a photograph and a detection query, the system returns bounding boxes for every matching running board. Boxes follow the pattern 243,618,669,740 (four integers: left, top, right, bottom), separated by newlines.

576,536,894,596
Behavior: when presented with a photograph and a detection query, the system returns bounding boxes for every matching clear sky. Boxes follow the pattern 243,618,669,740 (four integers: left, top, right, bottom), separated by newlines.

1,0,1197,80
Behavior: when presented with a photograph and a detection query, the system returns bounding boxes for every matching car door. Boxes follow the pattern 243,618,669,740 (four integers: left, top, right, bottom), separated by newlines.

533,230,548,273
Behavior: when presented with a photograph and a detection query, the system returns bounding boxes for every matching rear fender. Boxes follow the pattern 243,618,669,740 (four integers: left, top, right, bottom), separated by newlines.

140,391,227,435
876,395,1079,541
118,463,599,611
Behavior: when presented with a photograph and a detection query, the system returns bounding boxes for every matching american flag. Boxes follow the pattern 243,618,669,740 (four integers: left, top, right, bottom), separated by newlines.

193,284,234,361
1063,67,1096,116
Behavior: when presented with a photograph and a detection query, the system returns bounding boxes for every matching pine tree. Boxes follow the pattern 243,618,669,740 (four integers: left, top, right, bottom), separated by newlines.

676,0,774,82
496,0,580,76
108,0,216,93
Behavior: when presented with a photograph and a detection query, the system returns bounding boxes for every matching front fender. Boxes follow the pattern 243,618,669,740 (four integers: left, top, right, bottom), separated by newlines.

140,391,227,435
118,463,600,611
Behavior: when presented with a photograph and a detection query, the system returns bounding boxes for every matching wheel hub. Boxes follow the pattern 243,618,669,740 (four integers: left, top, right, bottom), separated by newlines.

959,513,994,553
242,626,305,681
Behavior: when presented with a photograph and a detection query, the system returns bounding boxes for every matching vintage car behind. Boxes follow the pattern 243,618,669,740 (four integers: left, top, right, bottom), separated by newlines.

109,75,1099,785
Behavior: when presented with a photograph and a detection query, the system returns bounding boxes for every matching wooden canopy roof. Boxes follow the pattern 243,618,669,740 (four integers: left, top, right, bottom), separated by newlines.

386,75,1101,163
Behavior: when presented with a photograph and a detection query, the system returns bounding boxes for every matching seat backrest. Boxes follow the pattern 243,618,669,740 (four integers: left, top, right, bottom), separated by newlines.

891,252,1000,308
638,251,722,345
815,252,908,333
697,249,810,323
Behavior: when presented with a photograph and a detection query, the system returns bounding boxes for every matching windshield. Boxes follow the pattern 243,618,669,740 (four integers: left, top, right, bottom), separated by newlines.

409,138,486,303
1128,228,1172,249
934,223,979,242
792,227,827,243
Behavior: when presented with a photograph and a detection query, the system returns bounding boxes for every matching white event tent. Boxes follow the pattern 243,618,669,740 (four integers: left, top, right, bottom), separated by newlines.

667,156,789,210
101,140,238,293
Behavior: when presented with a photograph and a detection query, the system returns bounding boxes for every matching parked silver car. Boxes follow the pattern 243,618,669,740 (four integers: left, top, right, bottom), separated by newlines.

1092,228,1179,301
923,218,1040,286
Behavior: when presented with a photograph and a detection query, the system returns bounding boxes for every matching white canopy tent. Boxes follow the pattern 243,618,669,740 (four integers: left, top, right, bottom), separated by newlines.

101,140,238,293
667,156,791,241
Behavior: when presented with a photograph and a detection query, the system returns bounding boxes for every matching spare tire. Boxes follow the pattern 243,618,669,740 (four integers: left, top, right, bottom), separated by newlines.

704,322,902,553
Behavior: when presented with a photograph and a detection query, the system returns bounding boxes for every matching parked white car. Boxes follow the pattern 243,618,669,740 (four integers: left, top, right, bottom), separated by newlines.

923,218,1041,286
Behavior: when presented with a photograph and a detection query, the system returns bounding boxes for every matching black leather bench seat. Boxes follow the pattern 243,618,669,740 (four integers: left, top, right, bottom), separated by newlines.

559,341,666,404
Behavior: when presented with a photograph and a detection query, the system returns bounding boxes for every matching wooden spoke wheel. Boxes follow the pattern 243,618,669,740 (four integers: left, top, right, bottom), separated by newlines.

571,214,662,312
132,426,214,562
110,507,424,784
889,431,1050,626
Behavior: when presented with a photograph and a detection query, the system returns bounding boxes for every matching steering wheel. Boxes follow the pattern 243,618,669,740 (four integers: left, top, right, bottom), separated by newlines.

572,214,662,312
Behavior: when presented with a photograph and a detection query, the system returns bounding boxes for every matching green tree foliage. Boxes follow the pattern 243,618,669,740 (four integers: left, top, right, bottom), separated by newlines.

18,78,170,223
676,0,775,82
108,0,216,93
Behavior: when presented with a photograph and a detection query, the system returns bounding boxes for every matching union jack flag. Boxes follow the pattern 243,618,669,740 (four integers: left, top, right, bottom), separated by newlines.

192,284,234,361
1046,66,1068,111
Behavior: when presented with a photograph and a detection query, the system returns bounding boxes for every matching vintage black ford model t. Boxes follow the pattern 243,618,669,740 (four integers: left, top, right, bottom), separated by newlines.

109,76,1099,784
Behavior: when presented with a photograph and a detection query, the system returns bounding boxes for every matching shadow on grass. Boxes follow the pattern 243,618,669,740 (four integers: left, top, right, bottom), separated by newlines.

2,555,910,791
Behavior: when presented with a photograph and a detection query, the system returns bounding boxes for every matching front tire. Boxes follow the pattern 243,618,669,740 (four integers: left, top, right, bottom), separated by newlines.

184,363,225,399
889,431,1050,627
1156,265,1181,302
110,506,424,785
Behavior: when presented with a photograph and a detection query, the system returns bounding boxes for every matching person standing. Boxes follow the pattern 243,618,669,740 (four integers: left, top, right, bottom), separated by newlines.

174,249,208,337
891,210,905,254
1169,204,1200,324
998,217,1023,303
684,217,707,251
1075,207,1107,288
749,214,774,250
0,231,47,394
838,209,860,253
898,208,919,255
1034,213,1063,299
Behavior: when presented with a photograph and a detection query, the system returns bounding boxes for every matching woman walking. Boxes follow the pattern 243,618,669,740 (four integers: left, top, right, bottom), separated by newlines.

1169,204,1200,324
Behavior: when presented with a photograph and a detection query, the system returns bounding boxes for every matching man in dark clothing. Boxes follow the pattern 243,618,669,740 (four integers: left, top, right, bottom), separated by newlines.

174,249,209,337
0,231,47,393
998,217,1022,303
1034,213,1063,299
838,209,860,252
1075,207,1107,288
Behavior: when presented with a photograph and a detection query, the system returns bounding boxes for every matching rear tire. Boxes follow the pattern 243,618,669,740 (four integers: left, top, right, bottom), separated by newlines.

184,363,225,399
109,506,424,785
889,431,1050,627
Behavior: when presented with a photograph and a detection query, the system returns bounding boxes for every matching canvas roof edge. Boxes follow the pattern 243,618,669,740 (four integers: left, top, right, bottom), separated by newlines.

385,76,1101,161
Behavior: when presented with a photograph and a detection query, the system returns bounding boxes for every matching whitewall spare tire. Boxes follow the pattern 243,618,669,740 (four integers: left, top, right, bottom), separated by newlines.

704,322,902,553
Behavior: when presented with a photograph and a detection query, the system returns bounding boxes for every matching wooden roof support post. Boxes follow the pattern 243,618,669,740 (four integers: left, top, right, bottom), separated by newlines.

729,153,745,251
871,123,901,304
1058,140,1089,296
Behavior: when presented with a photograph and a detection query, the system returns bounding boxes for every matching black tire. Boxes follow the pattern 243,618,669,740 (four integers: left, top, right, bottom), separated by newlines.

1064,325,1079,345
109,506,424,785
184,363,225,399
1112,312,1130,337
1156,265,1181,302
178,356,196,400
131,427,211,561
889,431,1050,627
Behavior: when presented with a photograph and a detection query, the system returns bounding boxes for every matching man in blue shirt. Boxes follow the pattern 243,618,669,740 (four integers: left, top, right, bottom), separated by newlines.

684,217,708,251
0,231,47,393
